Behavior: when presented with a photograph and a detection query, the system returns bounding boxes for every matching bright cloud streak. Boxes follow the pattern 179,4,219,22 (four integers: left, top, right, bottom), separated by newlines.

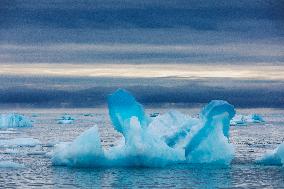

1,63,283,80
1,43,283,57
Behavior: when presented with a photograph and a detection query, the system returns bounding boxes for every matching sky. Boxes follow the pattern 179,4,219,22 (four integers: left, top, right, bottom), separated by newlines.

0,0,283,108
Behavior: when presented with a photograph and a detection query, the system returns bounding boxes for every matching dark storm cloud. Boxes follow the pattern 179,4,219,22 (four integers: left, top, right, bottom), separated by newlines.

0,75,283,108
1,0,283,10
1,0,283,30
0,0,283,108
0,0,283,64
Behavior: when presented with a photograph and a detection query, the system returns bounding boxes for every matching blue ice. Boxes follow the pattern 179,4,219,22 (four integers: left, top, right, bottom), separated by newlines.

184,100,235,164
0,113,33,128
257,142,284,166
108,88,149,134
230,114,265,126
57,114,75,124
52,89,235,167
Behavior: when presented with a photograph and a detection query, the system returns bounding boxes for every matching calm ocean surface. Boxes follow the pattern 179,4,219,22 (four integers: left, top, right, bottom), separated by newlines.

0,107,283,188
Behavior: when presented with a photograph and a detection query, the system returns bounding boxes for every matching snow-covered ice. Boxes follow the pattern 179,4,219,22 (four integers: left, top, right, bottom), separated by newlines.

52,89,236,167
52,126,104,167
0,113,32,128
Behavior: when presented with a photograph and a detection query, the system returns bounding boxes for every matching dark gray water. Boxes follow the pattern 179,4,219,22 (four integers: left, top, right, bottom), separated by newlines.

0,107,283,188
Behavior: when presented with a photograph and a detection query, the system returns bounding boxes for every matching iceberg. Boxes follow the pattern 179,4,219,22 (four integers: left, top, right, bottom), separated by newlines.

52,89,235,167
0,113,32,128
257,142,284,166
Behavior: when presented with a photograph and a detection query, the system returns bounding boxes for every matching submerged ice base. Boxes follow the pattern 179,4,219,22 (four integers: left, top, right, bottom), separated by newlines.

257,142,284,166
52,89,235,168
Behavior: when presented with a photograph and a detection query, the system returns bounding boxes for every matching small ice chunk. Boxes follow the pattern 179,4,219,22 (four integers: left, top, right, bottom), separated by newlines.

230,114,265,126
0,130,18,134
0,113,32,128
149,112,159,117
0,138,41,147
57,120,74,124
57,114,75,124
257,142,284,166
0,161,25,169
230,115,247,126
83,113,94,117
247,114,265,123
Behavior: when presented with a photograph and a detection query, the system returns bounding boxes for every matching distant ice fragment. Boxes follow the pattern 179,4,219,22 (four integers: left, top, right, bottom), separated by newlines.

31,114,39,117
0,130,18,134
83,113,94,117
257,142,284,166
57,114,75,124
0,161,25,169
230,115,247,126
0,138,41,147
150,112,159,117
230,114,265,126
248,114,265,123
0,113,32,128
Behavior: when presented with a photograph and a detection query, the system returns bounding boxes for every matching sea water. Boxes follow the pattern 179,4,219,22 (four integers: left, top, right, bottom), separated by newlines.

0,107,283,188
